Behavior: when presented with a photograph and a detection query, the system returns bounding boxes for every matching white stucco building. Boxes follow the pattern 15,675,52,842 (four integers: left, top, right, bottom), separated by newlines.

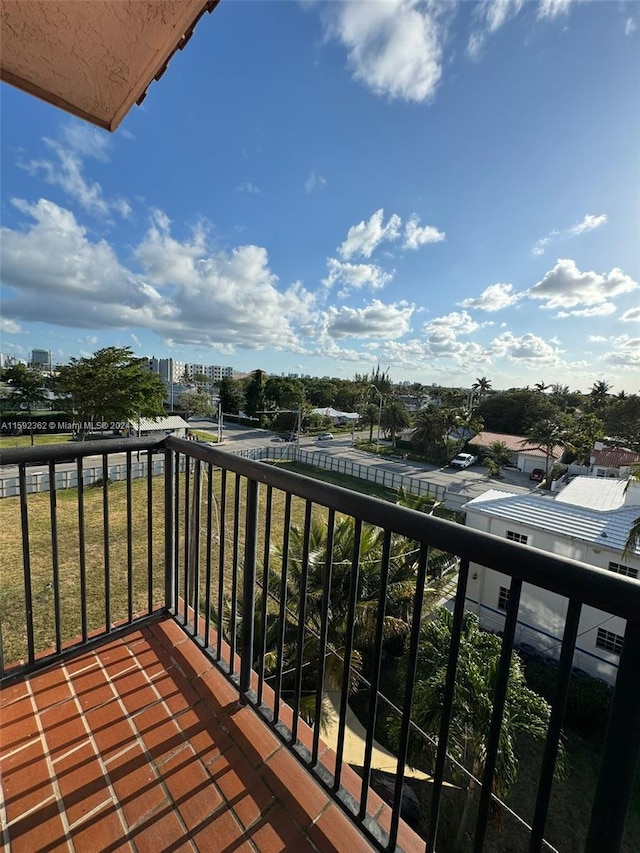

463,477,640,684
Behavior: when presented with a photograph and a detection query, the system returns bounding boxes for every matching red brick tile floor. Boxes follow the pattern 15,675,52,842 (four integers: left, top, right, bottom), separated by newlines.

0,617,424,852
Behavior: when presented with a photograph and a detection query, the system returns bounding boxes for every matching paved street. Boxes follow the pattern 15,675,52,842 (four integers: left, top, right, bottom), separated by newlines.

1,419,535,505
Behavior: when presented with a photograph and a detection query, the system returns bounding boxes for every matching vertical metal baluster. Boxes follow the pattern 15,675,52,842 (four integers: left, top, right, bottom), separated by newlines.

473,578,523,853
48,460,62,654
192,459,202,636
427,558,470,853
204,462,213,646
292,501,313,744
388,543,429,849
586,620,640,853
274,493,292,724
147,448,153,614
258,486,273,707
359,529,392,819
77,457,87,641
240,479,259,703
229,474,242,676
312,508,336,766
529,598,582,852
334,518,363,792
102,455,111,632
173,452,180,615
18,463,35,663
216,470,227,661
183,454,191,626
126,451,133,623
164,448,175,613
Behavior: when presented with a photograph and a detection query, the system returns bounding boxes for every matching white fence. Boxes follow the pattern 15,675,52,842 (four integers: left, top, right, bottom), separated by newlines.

1,444,449,507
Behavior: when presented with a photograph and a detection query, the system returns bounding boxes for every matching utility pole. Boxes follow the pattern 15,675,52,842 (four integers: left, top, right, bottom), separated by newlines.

371,384,383,454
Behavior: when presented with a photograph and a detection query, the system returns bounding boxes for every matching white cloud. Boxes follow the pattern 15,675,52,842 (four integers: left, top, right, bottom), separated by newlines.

321,0,443,103
491,331,562,364
625,18,637,36
338,208,401,260
130,333,142,348
403,215,445,249
321,300,414,339
305,172,327,193
568,213,608,235
529,259,638,311
59,122,112,162
588,336,608,343
235,182,261,194
1,199,316,353
604,336,640,367
424,310,480,336
322,258,393,293
621,307,640,323
532,213,606,255
467,0,524,60
461,282,521,312
537,0,573,20
556,303,616,319
0,318,23,334
19,133,130,219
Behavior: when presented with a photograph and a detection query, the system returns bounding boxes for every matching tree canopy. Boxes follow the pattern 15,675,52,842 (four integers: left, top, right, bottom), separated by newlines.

53,347,166,435
4,364,50,445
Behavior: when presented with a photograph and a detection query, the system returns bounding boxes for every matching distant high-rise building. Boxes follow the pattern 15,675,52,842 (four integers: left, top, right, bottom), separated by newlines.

147,358,232,384
30,349,52,371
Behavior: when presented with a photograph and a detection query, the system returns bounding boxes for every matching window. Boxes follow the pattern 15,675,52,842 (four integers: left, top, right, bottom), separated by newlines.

608,561,638,579
498,586,510,611
596,628,624,656
506,530,528,544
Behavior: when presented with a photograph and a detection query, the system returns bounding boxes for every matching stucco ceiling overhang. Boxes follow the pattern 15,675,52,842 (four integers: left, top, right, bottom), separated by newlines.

1,0,219,131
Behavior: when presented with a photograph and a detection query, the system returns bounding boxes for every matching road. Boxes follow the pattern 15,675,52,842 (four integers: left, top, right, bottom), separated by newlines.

1,419,534,505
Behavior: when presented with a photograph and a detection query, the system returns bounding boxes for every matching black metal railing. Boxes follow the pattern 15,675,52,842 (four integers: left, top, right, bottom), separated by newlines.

1,436,639,853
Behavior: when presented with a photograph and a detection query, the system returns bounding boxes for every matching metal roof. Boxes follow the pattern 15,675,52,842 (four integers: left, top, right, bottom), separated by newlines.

464,485,640,557
1,1,219,131
132,416,189,432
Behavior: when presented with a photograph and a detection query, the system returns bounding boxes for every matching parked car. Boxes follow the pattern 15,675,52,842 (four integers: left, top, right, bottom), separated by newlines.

316,432,334,441
530,468,545,482
450,453,477,469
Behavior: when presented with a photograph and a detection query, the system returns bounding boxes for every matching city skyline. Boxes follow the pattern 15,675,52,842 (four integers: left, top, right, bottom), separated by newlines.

1,1,638,392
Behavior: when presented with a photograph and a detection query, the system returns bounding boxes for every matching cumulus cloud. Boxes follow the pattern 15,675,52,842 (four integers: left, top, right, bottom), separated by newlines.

532,213,607,255
322,258,393,293
529,259,638,312
556,303,616,319
321,0,443,103
588,336,608,343
604,336,640,367
321,300,414,339
491,331,562,364
18,131,130,219
338,209,401,260
461,282,521,312
305,172,327,193
0,318,23,334
621,307,640,322
424,310,480,337
403,215,445,249
1,199,315,353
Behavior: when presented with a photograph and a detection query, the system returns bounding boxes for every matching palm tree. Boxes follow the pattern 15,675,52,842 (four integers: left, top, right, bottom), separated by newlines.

360,402,380,444
534,380,551,393
387,609,560,852
482,440,512,478
381,400,411,448
589,379,612,414
523,418,565,478
411,408,441,453
471,376,492,399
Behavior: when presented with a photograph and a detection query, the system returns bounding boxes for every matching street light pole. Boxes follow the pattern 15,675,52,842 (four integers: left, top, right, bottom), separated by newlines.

371,384,383,454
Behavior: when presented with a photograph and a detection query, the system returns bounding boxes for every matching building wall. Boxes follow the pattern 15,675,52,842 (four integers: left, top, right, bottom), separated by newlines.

465,509,637,684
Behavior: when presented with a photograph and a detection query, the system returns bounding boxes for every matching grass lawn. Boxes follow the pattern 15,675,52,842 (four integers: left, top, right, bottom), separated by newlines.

264,459,400,503
0,433,73,449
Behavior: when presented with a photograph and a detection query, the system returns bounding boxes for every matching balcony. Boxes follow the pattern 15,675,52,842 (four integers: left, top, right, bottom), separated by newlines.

1,436,639,852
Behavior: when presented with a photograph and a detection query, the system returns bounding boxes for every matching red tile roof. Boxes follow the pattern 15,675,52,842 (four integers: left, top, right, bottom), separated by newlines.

591,448,640,468
469,431,564,459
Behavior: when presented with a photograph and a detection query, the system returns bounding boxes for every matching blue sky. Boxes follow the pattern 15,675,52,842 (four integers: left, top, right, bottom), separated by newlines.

1,0,638,391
